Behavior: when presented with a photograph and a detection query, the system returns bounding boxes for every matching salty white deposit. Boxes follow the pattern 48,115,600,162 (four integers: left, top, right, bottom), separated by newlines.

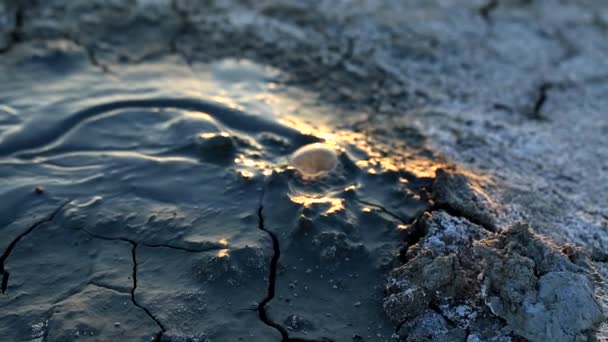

290,143,338,177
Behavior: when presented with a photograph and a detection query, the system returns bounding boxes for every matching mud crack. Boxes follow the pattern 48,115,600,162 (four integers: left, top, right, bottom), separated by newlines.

529,74,608,121
255,187,351,342
355,199,409,224
0,200,70,294
530,82,552,120
78,230,166,342
80,42,113,74
130,243,165,342
479,0,499,22
255,188,290,341
169,0,193,65
62,37,114,74
354,198,429,262
0,2,24,54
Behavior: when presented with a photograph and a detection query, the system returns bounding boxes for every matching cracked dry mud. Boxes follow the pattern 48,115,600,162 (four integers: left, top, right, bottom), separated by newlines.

1,0,608,341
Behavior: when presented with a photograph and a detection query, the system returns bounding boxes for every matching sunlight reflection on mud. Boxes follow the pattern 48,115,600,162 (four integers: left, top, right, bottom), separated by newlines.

289,194,345,215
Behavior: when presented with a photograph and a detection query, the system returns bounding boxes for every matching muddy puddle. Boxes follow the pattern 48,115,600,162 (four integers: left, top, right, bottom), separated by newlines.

0,41,438,341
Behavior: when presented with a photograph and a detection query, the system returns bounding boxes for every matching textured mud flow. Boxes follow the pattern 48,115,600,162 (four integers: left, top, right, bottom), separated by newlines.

256,188,290,341
0,98,314,158
0,201,68,294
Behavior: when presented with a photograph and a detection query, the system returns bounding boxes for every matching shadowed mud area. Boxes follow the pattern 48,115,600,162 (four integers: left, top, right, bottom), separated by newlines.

1,1,608,341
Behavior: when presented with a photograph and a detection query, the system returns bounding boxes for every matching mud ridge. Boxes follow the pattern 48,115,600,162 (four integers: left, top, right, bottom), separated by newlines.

0,200,70,294
395,202,495,262
428,202,496,233
0,97,314,158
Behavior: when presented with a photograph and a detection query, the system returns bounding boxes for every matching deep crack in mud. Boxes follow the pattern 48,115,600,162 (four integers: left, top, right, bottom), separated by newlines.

130,243,166,342
256,187,290,341
531,82,552,120
0,200,69,294
79,229,166,340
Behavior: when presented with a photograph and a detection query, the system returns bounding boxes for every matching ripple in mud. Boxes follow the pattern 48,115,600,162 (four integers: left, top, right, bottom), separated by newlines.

0,54,435,341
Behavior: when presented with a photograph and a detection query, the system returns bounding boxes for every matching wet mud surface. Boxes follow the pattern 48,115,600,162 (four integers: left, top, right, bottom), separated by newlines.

0,50,434,340
1,0,608,341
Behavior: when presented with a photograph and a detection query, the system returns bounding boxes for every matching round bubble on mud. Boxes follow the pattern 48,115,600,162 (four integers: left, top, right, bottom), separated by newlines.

290,143,338,178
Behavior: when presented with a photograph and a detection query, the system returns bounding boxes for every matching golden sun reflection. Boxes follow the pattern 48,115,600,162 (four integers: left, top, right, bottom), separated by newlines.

278,118,340,148
289,194,344,215
236,169,254,179
209,95,244,111
277,117,447,178
199,132,230,139
234,156,268,169
344,184,357,192
403,157,445,178
183,111,215,122
234,154,286,176
217,239,229,257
